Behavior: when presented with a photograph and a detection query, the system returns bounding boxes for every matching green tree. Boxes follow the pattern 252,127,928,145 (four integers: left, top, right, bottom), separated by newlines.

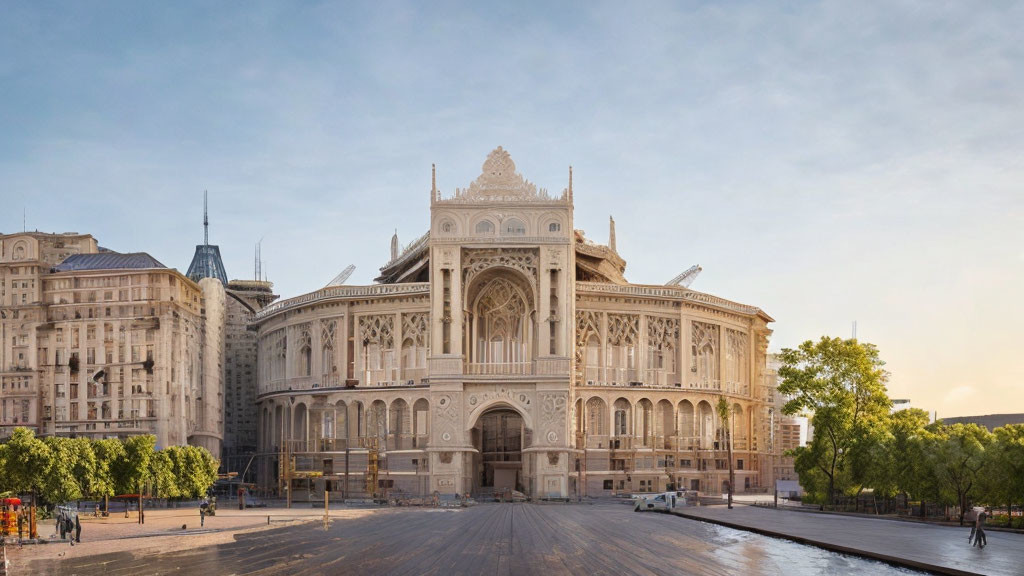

925,423,991,525
778,337,891,506
169,445,220,498
113,435,156,495
883,408,932,504
716,396,734,509
42,436,86,503
149,449,180,498
978,424,1024,528
92,438,125,511
2,427,52,501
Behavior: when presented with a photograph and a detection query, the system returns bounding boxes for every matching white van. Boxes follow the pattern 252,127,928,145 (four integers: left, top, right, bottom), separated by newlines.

634,491,680,512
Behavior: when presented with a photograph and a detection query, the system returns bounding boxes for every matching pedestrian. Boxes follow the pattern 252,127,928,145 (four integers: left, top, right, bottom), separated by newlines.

199,497,209,527
973,509,988,549
64,515,74,546
967,506,980,543
57,511,66,540
74,514,81,543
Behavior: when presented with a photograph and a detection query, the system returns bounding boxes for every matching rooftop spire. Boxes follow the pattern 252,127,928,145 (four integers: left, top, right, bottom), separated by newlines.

609,215,617,252
431,163,437,199
203,190,209,246
568,165,573,203
391,229,399,261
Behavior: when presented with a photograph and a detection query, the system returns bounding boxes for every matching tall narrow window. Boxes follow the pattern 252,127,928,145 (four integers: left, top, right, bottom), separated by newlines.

442,270,451,354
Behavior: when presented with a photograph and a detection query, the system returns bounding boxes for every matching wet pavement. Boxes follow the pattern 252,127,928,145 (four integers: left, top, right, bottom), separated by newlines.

676,505,1022,576
24,502,931,575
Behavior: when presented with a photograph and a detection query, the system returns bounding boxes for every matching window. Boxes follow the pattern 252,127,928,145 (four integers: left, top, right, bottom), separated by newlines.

475,220,494,234
548,222,561,232
440,221,454,234
614,409,628,435
503,218,526,236
603,480,613,490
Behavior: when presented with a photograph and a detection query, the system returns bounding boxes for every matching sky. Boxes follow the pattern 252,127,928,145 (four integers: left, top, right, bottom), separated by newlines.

1,1,1021,419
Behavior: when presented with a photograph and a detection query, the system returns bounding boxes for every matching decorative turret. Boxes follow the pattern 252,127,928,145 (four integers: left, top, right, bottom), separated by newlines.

186,191,228,285
390,229,399,261
609,215,617,253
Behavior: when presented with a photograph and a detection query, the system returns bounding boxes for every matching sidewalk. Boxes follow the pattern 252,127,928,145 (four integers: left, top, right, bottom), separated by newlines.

4,506,377,571
672,504,1022,576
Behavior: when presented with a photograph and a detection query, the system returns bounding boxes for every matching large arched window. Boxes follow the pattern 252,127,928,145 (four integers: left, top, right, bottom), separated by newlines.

503,218,526,236
474,277,529,364
475,220,495,235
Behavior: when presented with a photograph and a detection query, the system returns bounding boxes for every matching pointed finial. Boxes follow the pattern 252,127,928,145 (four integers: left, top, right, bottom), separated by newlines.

568,165,573,203
609,215,617,252
390,229,399,261
203,190,209,246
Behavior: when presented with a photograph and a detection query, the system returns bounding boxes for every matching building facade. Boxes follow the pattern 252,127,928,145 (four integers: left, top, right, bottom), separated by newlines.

254,147,776,500
0,232,225,452
222,279,277,478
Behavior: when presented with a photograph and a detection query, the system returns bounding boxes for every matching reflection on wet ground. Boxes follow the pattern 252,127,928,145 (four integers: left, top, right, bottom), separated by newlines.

36,503,924,575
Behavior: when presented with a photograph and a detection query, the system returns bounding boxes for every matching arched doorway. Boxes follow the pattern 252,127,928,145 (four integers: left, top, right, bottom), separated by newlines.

472,407,525,495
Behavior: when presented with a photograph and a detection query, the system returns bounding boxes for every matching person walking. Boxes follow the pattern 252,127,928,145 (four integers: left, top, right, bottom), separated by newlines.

64,515,74,546
57,511,65,540
973,509,988,549
967,506,980,543
199,498,209,528
74,514,81,543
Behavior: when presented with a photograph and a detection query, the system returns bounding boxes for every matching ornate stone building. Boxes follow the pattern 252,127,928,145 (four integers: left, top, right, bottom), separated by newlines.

254,147,775,500
0,231,225,453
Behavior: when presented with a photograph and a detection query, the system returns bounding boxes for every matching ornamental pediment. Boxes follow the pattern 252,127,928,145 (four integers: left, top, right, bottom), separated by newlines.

444,147,565,203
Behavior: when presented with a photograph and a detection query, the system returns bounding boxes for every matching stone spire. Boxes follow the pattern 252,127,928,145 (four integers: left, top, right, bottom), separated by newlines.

431,163,437,202
568,165,573,204
609,215,617,252
390,229,399,261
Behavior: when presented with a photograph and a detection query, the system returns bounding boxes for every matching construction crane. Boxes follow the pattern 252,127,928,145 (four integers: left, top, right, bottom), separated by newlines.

326,265,356,287
666,265,702,288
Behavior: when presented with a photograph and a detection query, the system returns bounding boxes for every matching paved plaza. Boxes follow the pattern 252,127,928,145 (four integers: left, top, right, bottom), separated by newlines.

675,505,1023,576
10,502,986,575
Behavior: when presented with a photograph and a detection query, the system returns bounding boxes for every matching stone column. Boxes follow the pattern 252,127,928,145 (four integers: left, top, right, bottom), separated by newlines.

600,312,608,384
539,259,551,356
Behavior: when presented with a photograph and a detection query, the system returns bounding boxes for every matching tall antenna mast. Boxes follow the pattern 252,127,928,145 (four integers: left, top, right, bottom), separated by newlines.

203,190,209,246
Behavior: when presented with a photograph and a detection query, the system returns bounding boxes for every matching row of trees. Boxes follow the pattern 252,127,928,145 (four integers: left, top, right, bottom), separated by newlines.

0,428,220,505
779,337,1024,526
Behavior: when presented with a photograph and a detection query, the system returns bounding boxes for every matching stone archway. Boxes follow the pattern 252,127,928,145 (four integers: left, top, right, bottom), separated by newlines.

470,405,527,496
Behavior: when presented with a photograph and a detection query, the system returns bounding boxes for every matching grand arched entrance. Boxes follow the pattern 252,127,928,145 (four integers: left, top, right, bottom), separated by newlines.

472,407,525,495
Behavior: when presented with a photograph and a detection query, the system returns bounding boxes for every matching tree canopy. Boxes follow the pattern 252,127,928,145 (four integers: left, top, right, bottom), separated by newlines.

0,428,220,505
778,337,891,505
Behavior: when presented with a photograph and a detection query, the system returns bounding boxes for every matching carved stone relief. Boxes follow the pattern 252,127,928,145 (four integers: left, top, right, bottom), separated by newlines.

647,316,679,352
539,393,567,445
462,248,538,291
607,314,639,346
402,313,430,348
434,394,460,445
358,315,394,348
467,387,532,420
